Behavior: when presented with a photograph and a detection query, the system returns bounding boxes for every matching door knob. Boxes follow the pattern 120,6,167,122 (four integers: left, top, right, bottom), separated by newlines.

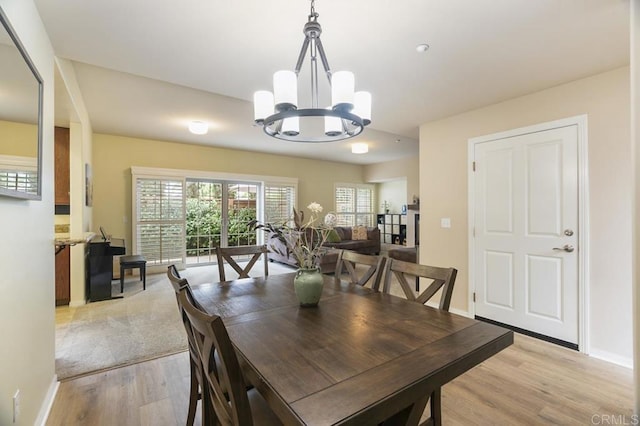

553,244,574,253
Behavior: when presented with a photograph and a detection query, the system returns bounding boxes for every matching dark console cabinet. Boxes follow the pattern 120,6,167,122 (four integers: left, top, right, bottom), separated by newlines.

86,237,125,302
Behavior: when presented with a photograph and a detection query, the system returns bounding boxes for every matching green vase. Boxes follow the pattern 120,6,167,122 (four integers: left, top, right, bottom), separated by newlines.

294,267,324,307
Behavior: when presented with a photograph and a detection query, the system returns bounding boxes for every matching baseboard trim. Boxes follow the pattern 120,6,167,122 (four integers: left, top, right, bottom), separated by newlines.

36,374,59,426
475,316,579,351
588,348,633,369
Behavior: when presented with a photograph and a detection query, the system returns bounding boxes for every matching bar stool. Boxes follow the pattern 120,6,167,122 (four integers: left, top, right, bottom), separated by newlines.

119,255,147,292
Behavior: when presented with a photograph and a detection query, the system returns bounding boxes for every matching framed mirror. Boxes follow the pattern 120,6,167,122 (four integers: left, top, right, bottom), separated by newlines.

0,6,43,200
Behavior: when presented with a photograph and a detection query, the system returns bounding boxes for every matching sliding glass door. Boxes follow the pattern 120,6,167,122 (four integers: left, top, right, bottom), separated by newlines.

185,180,222,264
185,179,258,266
132,167,297,272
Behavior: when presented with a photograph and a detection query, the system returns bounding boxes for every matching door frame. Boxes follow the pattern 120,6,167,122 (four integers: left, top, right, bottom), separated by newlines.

467,115,590,354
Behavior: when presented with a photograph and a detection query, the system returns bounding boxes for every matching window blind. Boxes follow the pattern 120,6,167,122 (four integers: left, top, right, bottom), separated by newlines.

135,178,185,267
0,170,37,194
335,185,374,226
0,155,38,195
264,183,296,225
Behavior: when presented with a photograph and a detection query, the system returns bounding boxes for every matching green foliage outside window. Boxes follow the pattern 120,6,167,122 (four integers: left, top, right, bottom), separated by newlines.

185,198,256,254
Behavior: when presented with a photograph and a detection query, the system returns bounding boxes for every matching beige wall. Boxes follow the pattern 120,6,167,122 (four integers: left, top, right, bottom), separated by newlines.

0,0,56,424
0,119,37,156
365,156,419,203
378,180,407,215
92,134,367,250
420,67,632,363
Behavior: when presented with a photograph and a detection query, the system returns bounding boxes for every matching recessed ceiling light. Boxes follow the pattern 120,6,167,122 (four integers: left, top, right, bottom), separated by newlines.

415,43,430,53
188,121,208,135
352,142,368,154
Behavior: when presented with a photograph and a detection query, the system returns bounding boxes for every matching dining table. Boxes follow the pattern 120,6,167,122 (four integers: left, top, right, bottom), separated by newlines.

190,272,513,425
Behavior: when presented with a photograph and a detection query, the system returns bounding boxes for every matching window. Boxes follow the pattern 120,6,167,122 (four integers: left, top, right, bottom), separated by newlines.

132,166,297,269
335,184,374,226
264,183,297,224
0,155,37,195
135,177,185,268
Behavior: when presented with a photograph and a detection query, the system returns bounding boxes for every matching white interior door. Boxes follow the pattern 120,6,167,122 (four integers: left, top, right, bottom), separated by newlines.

473,125,579,345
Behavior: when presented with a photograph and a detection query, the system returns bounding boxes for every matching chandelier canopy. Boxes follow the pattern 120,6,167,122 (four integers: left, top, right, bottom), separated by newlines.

253,0,371,143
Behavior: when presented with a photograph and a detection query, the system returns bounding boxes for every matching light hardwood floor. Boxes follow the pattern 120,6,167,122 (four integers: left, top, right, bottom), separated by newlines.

46,333,633,426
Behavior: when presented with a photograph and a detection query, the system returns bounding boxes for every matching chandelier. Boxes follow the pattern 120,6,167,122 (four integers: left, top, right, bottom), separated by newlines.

253,0,371,143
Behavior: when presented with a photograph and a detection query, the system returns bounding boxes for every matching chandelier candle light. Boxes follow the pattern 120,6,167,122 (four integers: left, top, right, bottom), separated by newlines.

253,0,371,142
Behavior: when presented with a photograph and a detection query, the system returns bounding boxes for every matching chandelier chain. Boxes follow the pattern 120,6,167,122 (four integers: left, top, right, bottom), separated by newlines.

309,0,318,22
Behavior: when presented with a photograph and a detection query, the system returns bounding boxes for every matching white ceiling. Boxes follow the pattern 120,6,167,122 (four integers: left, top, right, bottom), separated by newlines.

34,0,629,165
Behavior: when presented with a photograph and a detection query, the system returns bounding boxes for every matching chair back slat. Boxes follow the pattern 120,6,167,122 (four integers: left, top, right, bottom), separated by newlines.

335,250,386,291
383,258,457,311
216,245,269,282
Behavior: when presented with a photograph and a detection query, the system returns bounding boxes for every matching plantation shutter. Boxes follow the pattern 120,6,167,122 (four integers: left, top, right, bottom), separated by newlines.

356,187,374,226
135,177,185,270
335,186,355,226
335,184,374,226
0,171,37,193
0,156,38,195
264,183,297,225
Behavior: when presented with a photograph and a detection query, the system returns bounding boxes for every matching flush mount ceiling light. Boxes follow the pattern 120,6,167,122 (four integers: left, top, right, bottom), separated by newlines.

188,121,208,135
351,142,368,154
253,0,371,143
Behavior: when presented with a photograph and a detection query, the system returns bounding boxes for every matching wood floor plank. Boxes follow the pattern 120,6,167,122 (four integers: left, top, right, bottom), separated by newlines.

48,334,633,426
431,334,633,425
139,398,178,426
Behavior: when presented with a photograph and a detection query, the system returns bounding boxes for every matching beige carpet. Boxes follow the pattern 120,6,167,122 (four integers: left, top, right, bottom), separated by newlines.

55,261,296,380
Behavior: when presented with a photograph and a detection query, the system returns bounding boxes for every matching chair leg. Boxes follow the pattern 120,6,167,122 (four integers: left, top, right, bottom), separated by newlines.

120,265,125,293
141,264,146,290
430,388,442,426
186,359,198,426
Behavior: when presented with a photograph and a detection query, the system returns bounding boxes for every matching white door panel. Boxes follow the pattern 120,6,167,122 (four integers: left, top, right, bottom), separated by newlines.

484,251,514,310
474,125,578,344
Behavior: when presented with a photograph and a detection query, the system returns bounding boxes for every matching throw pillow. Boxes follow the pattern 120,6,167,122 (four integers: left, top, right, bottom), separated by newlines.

352,226,368,240
326,229,342,243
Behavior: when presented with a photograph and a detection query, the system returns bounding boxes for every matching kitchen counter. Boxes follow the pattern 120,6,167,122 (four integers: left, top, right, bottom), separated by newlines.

55,232,95,254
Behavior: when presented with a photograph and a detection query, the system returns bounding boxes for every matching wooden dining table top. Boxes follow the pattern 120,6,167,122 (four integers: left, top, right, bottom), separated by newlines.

191,272,513,425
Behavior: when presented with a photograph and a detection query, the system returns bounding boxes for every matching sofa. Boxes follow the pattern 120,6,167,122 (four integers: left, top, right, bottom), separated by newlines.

266,226,381,273
323,226,380,254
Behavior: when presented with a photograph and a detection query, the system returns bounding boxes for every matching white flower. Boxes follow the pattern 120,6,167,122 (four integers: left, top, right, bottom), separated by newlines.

307,202,323,214
324,212,337,227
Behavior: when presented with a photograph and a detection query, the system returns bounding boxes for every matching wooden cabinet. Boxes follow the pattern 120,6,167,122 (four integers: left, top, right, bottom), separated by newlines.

54,126,70,205
55,245,70,305
377,214,407,245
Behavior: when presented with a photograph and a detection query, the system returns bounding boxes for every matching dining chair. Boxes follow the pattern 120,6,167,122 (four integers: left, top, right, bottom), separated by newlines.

334,250,386,291
215,245,269,282
381,258,458,426
167,265,203,426
177,288,282,425
381,258,457,311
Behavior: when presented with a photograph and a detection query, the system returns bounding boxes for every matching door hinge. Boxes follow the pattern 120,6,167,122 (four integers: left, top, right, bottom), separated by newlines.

472,161,476,172
473,292,476,302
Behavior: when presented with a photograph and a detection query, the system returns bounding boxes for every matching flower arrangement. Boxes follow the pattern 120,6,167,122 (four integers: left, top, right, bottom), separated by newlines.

251,202,337,269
